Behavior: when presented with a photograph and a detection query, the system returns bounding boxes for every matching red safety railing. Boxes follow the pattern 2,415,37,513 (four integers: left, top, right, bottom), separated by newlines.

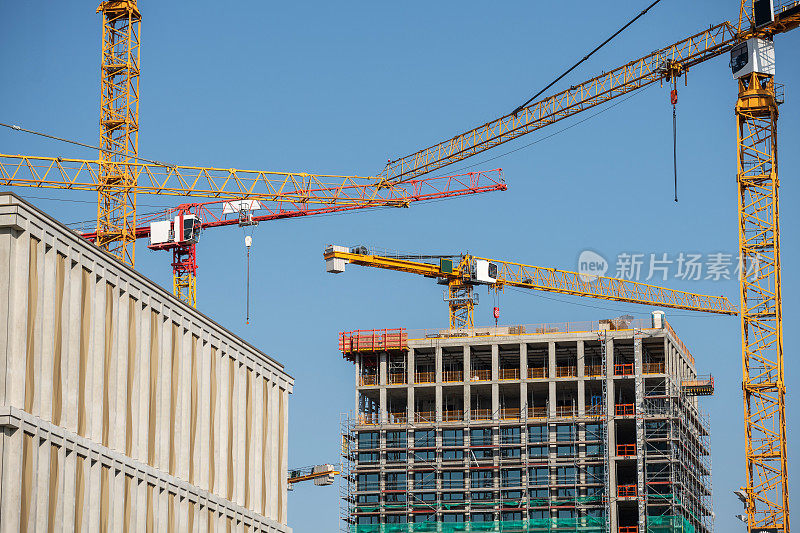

614,363,634,376
618,526,638,533
615,403,635,416
340,328,408,356
617,484,637,497
616,443,636,456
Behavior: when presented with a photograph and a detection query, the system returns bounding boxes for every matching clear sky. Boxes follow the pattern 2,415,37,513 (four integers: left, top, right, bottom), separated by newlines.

1,1,798,531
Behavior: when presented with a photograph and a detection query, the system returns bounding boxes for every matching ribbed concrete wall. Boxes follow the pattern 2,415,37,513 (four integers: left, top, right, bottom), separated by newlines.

0,193,292,532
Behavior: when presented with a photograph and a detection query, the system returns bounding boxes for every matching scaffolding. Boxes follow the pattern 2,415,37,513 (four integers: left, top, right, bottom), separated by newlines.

341,321,712,533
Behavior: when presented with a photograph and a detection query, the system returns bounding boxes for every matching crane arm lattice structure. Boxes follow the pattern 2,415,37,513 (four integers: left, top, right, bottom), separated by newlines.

77,169,505,307
377,4,799,186
324,246,737,330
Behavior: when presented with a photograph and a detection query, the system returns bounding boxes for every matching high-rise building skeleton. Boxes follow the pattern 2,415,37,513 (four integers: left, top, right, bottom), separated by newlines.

340,315,712,533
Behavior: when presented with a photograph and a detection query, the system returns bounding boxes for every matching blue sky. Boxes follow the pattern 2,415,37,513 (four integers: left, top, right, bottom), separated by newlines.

1,1,798,531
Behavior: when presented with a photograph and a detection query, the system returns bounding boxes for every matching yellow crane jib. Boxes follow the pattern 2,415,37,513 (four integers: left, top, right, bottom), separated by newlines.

324,245,738,330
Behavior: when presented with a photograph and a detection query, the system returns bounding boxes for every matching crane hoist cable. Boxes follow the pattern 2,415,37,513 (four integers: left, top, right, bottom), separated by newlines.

511,0,665,116
244,233,253,325
671,82,678,202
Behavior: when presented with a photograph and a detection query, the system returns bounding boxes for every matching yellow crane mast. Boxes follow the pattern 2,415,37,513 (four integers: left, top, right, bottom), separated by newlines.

0,0,505,282
324,245,738,330
364,2,797,528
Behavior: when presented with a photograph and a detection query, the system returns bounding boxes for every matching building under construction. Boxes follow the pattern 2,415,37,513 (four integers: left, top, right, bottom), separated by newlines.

0,193,292,532
340,315,713,533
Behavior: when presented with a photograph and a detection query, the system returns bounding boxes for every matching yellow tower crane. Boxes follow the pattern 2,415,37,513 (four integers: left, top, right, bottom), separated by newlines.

362,2,797,529
0,1,505,306
324,245,738,330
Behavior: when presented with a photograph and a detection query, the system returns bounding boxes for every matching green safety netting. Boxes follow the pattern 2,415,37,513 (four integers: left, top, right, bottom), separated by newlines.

646,515,697,533
355,496,603,513
350,515,700,533
349,517,606,533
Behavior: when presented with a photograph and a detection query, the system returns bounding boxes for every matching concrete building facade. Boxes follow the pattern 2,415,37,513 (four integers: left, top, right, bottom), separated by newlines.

0,193,292,532
340,317,712,533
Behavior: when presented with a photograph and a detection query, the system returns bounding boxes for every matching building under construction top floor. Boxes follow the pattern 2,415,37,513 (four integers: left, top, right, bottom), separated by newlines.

339,314,713,533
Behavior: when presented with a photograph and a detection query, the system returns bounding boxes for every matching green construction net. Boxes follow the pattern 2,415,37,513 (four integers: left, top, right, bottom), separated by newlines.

349,515,700,533
349,517,606,533
646,515,697,533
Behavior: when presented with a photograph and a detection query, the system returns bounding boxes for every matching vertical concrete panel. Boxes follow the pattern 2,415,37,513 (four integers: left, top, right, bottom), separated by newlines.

124,297,136,457
46,445,59,532
189,335,199,485
51,254,66,428
74,454,85,533
178,329,191,482
209,347,218,496
87,455,101,532
63,261,80,436
33,436,50,532
169,323,179,475
226,357,235,501
158,317,171,473
261,377,269,516
197,340,210,492
77,269,91,438
99,465,110,533
0,428,22,533
4,228,31,412
102,283,113,448
278,388,288,524
244,368,252,510
252,372,263,515
24,237,39,415
0,231,13,410
38,243,55,424
266,381,277,520
89,274,106,445
20,433,34,532
147,311,159,467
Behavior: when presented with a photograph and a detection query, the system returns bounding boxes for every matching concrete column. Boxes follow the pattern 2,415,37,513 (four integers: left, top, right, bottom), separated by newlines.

380,386,388,424
634,336,645,530
435,385,443,424
491,344,499,419
379,352,387,386
605,336,618,533
577,340,585,417
548,342,556,417
435,346,443,383
354,356,361,413
519,343,527,420
407,349,415,422
463,345,471,423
